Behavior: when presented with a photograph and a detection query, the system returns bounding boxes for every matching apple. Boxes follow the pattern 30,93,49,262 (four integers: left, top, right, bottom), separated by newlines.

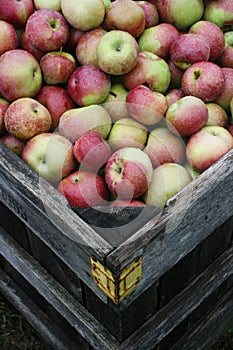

40,51,76,85
61,0,105,31
156,0,204,31
0,20,19,56
123,51,171,94
186,126,233,172
34,0,62,11
165,96,208,137
167,59,184,89
205,103,228,128
0,49,42,101
143,163,192,209
0,134,26,156
22,132,76,183
102,83,130,122
144,127,185,168
110,199,146,207
189,20,225,61
228,124,233,137
135,1,159,28
25,9,69,52
170,33,210,70
107,117,148,151
97,30,139,75
104,0,145,38
214,67,233,113
0,0,34,28
183,162,200,180
105,147,153,199
20,31,44,61
63,27,84,54
57,170,109,207
126,85,168,125
203,0,233,29
138,23,180,59
4,97,52,141
182,61,225,103
217,31,233,69
76,28,107,66
36,85,75,131
68,65,111,106
58,105,112,143
103,0,112,10
165,89,185,107
73,131,112,172
0,98,10,135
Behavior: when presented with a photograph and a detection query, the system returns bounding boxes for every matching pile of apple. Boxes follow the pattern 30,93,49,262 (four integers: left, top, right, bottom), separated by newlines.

1,0,233,210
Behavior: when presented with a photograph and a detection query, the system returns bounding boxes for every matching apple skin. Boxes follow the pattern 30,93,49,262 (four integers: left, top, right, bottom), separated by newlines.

58,170,109,208
76,28,106,66
25,9,69,52
40,51,76,85
166,89,185,107
105,147,153,200
143,163,192,209
20,31,44,61
104,0,145,38
34,0,62,11
167,59,184,89
63,27,84,54
107,117,148,151
22,132,76,183
135,1,159,28
170,33,210,70
0,20,19,56
166,96,209,137
203,0,233,29
182,61,225,103
4,97,52,141
73,131,112,172
138,23,180,59
58,105,112,144
68,65,111,107
102,83,130,122
36,85,75,131
0,49,42,102
0,98,10,135
126,85,168,126
123,51,171,94
97,30,139,76
205,103,228,128
217,31,233,69
186,126,233,172
214,68,233,113
144,127,185,168
110,199,146,207
156,0,204,31
189,20,225,62
0,134,26,156
61,0,105,31
0,0,34,28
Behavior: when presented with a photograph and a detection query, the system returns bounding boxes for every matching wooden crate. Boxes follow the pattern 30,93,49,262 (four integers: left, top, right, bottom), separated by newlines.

0,141,233,349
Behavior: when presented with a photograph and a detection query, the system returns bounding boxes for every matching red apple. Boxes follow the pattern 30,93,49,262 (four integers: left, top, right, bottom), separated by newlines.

144,127,185,168
0,0,34,28
104,0,145,38
165,96,209,137
182,61,225,103
0,20,19,56
214,67,233,113
0,98,10,135
73,131,112,172
135,1,159,28
165,89,185,107
20,31,44,61
203,0,233,29
25,9,69,52
4,97,52,141
186,126,233,172
110,199,146,207
68,65,111,107
0,49,42,101
57,170,109,207
63,27,84,54
126,85,168,125
205,103,228,128
40,51,76,85
0,134,26,156
167,59,184,89
105,147,153,199
217,31,233,68
36,85,75,130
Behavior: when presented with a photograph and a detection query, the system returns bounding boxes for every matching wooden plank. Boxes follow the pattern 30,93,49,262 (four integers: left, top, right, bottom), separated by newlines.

106,149,233,305
0,226,120,350
117,245,233,350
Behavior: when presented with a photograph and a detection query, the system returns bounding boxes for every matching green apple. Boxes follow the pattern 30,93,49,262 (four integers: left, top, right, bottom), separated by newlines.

102,83,130,122
204,0,233,29
34,0,62,11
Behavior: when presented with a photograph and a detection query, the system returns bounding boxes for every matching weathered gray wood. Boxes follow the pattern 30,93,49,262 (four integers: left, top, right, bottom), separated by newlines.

118,245,233,350
0,225,120,350
0,268,83,350
106,149,233,306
